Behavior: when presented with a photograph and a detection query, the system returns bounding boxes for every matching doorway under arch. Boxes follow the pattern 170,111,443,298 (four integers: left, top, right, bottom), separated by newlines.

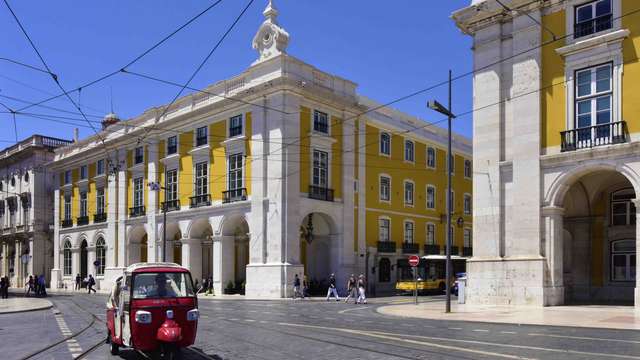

299,212,338,295
219,215,250,294
80,240,88,280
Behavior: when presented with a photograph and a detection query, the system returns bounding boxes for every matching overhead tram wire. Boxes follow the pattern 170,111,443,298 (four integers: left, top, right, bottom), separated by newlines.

0,93,104,119
0,57,51,75
136,0,257,144
12,0,227,115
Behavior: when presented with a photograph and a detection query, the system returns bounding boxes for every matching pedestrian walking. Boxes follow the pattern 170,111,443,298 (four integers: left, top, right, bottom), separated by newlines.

356,274,367,304
0,276,6,299
87,274,97,294
75,274,81,291
292,274,302,299
207,276,213,295
344,274,357,303
325,273,340,301
2,276,10,298
302,275,309,299
38,274,47,297
26,275,34,296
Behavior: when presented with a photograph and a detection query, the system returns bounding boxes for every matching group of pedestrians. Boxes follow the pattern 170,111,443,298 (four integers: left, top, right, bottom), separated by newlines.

293,273,367,304
25,274,48,297
0,276,10,299
74,273,97,294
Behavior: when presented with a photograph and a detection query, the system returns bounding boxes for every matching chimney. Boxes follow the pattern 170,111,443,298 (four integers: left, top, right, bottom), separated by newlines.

73,128,79,142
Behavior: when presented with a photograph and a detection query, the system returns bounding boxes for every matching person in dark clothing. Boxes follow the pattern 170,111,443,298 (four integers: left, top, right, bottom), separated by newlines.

325,273,340,301
87,274,96,294
0,276,6,299
292,274,302,299
75,274,81,291
302,275,309,299
207,277,213,295
2,276,10,298
26,275,34,296
38,274,47,297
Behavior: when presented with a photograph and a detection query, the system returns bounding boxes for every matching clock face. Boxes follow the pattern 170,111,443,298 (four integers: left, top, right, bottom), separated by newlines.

262,30,273,46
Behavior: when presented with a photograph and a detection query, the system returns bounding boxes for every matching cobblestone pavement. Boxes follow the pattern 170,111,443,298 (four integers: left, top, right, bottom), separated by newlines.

2,294,640,359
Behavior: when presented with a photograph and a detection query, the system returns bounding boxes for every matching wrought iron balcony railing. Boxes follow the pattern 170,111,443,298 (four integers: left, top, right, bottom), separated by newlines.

574,14,612,39
463,247,473,257
308,185,334,202
61,219,73,228
561,121,627,152
129,206,146,218
93,213,107,223
424,244,440,255
162,200,181,212
190,194,211,208
222,188,247,204
76,216,89,226
449,246,459,256
401,242,419,254
377,241,396,253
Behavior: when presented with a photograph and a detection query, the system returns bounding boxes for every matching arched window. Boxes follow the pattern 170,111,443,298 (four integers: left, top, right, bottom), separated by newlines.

96,237,106,276
379,258,391,283
611,239,635,282
611,188,636,226
63,240,72,276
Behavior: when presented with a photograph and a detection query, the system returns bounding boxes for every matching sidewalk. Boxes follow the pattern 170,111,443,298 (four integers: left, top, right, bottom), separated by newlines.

0,297,53,314
377,299,640,330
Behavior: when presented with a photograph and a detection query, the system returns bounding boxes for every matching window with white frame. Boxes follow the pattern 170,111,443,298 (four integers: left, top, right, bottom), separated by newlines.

64,195,72,221
96,159,105,176
80,165,87,180
195,162,208,196
611,239,635,282
96,237,106,276
380,132,390,156
611,188,636,226
313,110,329,134
464,160,471,178
229,115,243,137
464,228,472,248
133,177,144,208
426,185,436,209
404,221,414,243
574,0,612,39
312,150,329,188
427,147,436,168
134,146,144,165
167,136,178,155
165,169,178,202
379,176,390,202
228,154,243,191
575,64,612,139
63,240,72,276
404,181,414,206
96,188,105,215
379,218,390,242
79,191,87,217
404,140,414,162
464,194,472,215
196,126,208,147
426,223,436,245
64,170,72,184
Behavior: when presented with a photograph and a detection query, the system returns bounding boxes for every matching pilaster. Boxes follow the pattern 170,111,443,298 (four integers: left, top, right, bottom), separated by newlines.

146,140,159,263
542,206,565,306
633,199,640,310
117,150,127,268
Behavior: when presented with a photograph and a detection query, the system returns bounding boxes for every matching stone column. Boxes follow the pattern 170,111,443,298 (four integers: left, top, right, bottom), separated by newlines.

71,246,80,287
15,240,23,287
117,150,127,268
51,187,61,288
633,199,640,310
146,140,159,263
87,246,96,278
181,238,202,285
212,235,234,295
542,206,564,306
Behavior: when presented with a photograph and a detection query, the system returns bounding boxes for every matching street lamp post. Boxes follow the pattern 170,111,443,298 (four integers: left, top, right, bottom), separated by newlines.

148,182,167,262
427,70,456,313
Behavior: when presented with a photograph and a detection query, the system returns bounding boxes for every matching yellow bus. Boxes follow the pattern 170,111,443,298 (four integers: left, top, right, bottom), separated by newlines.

395,255,467,294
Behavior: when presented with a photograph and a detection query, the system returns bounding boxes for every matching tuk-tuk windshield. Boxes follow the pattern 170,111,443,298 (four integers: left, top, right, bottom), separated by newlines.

132,272,195,299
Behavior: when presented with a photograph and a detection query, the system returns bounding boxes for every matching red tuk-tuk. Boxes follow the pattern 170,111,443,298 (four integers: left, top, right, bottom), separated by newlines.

106,263,198,359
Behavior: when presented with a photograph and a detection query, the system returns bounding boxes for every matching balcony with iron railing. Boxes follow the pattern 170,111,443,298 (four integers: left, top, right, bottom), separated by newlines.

401,242,419,254
61,219,73,228
190,194,211,208
424,244,440,255
76,216,89,226
377,241,396,253
129,206,146,218
449,246,459,256
308,185,334,202
560,121,627,152
93,213,107,223
574,14,612,39
223,188,247,204
162,200,181,212
463,247,473,257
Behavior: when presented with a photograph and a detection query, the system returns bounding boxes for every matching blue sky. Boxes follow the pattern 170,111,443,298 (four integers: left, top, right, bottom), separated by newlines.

1,0,472,146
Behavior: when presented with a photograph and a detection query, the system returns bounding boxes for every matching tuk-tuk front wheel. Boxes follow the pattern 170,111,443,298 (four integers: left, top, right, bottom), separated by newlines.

158,343,180,360
110,341,119,355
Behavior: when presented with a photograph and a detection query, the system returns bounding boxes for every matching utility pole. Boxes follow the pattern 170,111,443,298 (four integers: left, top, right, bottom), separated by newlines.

148,182,167,262
427,70,456,313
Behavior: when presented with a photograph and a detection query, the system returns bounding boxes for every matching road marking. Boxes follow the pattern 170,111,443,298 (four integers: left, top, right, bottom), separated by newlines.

527,333,640,344
473,329,490,332
338,306,369,314
501,331,518,334
54,313,84,357
245,319,256,322
448,327,462,330
276,322,530,359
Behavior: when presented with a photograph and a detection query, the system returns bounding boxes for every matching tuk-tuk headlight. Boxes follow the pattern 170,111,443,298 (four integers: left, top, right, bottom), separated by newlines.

187,309,199,321
135,310,152,324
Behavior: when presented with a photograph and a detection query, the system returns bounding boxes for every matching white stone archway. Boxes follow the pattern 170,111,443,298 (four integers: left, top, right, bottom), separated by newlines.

299,212,339,296
211,214,250,295
127,225,148,266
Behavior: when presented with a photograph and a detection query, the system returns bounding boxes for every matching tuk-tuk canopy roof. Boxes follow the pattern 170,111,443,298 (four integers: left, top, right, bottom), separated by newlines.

124,262,189,274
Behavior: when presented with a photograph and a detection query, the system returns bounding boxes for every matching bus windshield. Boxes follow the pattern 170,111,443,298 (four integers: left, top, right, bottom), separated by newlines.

132,272,195,299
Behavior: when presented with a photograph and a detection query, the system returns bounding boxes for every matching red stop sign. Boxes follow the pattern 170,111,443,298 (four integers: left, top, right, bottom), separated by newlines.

408,255,420,267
